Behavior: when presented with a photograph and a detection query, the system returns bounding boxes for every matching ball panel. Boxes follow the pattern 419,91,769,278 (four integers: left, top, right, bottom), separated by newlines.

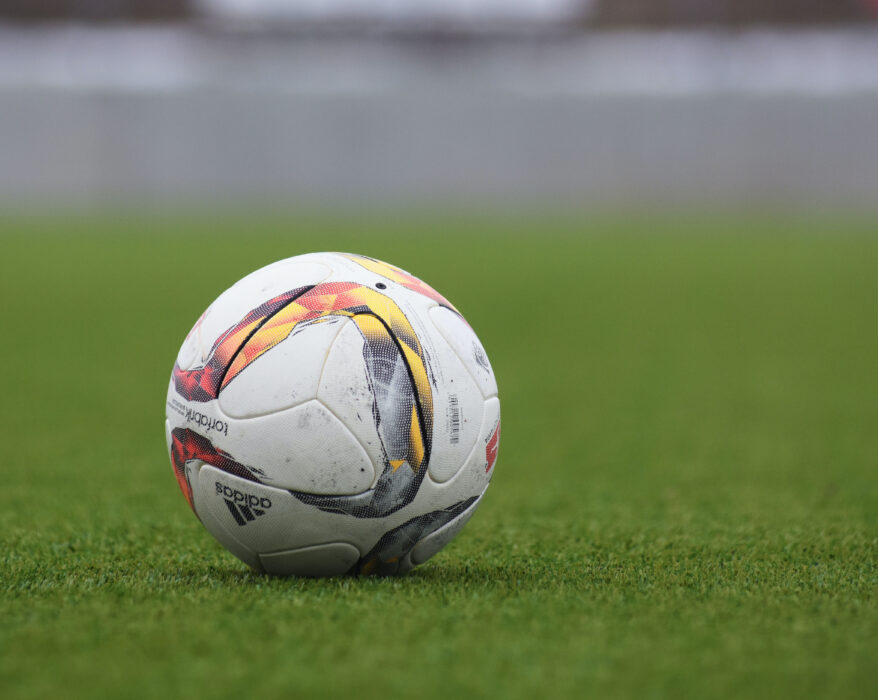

176,258,332,371
165,418,195,509
317,320,386,483
217,316,347,419
429,306,498,399
164,418,173,455
421,324,485,484
190,463,263,572
199,465,336,558
409,491,484,566
195,464,390,557
335,253,462,316
259,542,361,577
224,400,375,494
354,493,480,575
480,396,501,481
423,395,499,498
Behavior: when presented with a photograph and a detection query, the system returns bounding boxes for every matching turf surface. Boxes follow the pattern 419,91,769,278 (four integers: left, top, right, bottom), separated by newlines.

1,213,876,699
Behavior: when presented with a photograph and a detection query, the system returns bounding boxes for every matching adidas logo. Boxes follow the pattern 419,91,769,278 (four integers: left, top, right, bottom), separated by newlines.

215,481,272,527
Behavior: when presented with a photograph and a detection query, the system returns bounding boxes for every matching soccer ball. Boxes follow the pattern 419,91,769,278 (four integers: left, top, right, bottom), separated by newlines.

165,253,499,576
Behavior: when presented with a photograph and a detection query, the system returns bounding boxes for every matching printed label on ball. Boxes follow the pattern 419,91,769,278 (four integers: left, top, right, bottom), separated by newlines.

472,341,491,373
215,481,272,527
446,394,461,445
167,398,229,436
166,397,187,418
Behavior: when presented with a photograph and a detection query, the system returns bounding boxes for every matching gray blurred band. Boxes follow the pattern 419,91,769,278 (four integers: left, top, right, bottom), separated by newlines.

2,26,877,208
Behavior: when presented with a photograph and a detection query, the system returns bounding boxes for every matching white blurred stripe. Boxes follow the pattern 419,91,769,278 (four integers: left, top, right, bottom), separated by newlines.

1,25,878,96
193,0,588,23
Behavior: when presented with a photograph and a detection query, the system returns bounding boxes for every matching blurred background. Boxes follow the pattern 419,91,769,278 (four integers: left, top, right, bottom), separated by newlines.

2,0,878,210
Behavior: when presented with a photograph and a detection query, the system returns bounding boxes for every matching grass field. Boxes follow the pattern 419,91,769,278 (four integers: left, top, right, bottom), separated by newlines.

1,212,876,700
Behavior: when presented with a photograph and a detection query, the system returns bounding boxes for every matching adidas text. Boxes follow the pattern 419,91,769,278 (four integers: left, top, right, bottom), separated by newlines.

215,482,272,509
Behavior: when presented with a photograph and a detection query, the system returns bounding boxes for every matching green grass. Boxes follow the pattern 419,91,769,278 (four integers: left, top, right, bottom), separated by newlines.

1,212,876,700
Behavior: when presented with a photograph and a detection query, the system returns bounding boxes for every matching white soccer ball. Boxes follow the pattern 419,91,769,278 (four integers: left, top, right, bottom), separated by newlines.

165,252,500,576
